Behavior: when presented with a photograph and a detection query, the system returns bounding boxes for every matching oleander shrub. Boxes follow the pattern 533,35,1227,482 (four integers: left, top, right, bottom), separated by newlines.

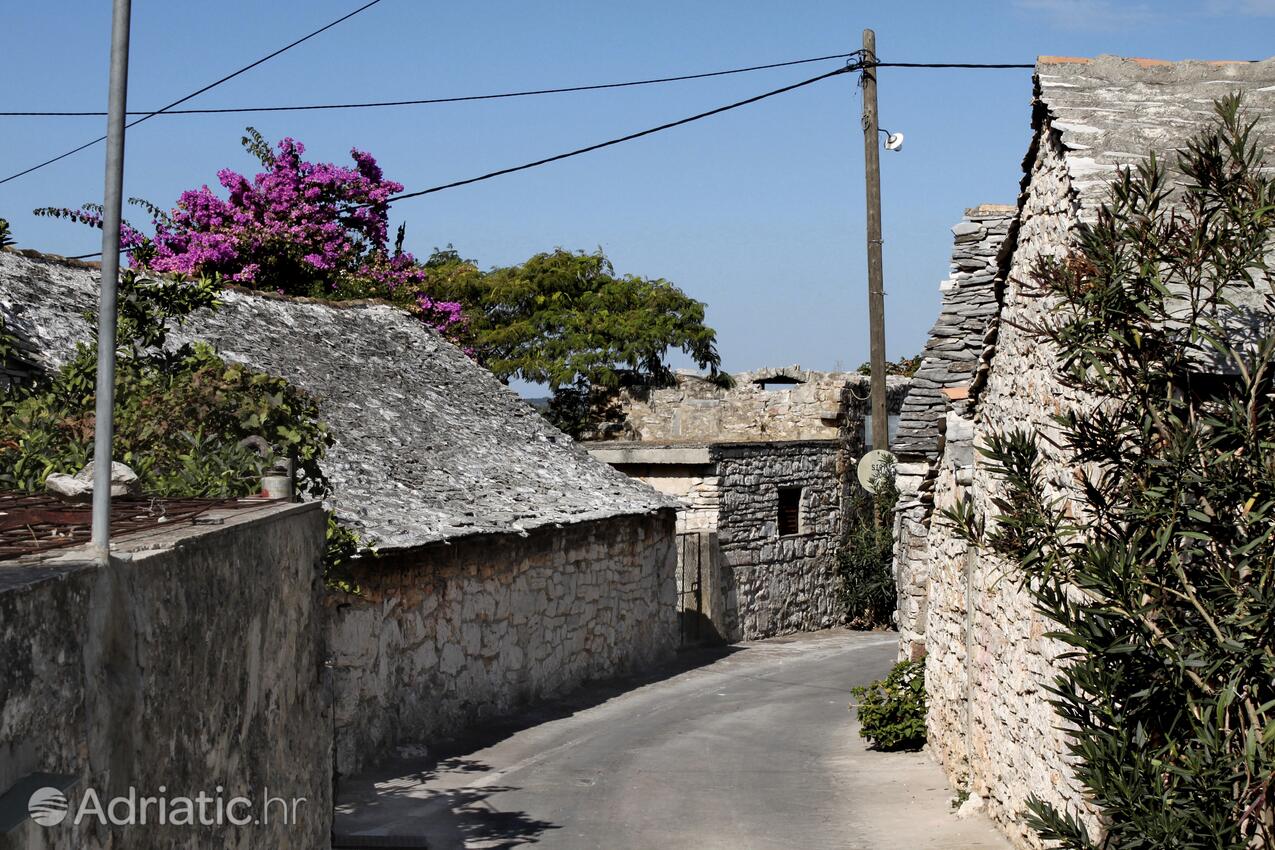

947,94,1274,847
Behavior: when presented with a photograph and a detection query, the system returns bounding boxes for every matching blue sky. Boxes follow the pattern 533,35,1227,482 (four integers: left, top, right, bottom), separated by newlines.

3,1,1273,385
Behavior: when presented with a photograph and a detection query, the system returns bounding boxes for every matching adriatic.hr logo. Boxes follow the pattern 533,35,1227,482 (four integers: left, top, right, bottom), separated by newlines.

26,784,307,828
27,786,71,826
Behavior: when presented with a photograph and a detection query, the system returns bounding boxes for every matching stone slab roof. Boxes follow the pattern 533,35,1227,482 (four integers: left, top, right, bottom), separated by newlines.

1036,55,1275,216
0,250,675,550
892,205,1014,463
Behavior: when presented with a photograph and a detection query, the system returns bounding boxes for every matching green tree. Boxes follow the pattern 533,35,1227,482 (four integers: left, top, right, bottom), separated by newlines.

416,247,726,437
949,95,1274,847
856,354,921,377
837,463,898,628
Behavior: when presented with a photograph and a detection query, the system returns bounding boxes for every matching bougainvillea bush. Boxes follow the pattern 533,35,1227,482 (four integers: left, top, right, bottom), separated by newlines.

37,129,465,341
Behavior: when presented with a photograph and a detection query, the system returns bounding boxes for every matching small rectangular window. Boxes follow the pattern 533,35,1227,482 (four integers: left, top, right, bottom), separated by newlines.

778,487,803,536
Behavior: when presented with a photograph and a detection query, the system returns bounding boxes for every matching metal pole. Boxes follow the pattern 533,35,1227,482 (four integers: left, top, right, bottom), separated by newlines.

861,28,889,451
90,0,133,562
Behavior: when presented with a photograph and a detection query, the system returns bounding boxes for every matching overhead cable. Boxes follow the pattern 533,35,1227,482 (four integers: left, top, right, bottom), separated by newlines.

0,0,385,186
0,52,864,117
382,62,862,205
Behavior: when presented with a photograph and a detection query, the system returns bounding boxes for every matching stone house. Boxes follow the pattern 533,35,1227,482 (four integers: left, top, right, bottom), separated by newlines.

587,366,909,642
0,248,679,779
891,56,1275,848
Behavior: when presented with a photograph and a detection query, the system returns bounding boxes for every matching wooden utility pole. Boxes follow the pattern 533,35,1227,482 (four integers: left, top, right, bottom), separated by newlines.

861,28,889,451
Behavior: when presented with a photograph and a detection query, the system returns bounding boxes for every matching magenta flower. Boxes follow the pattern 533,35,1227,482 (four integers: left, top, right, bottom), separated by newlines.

115,133,468,342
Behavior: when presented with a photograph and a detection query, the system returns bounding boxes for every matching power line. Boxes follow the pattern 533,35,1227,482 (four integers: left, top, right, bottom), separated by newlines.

1,52,865,118
382,62,863,206
2,58,1037,119
59,56,1037,256
0,0,385,187
872,61,1035,69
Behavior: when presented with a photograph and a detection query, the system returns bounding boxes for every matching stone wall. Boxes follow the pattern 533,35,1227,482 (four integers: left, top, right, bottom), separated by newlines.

892,205,1015,662
620,463,720,533
326,510,678,777
921,122,1095,848
894,58,1275,849
0,502,331,850
715,442,847,640
602,366,908,445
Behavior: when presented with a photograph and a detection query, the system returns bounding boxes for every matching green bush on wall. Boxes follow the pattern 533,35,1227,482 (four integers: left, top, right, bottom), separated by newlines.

851,659,926,751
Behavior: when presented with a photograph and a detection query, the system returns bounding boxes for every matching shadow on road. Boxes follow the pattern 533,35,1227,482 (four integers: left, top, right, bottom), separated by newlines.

333,644,742,848
334,757,557,849
427,643,742,763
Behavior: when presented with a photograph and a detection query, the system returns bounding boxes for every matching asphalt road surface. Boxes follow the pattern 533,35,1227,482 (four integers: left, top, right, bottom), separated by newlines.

334,630,1011,850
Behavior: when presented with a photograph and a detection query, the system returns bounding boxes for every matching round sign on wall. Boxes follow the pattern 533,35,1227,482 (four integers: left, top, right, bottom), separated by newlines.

857,449,896,490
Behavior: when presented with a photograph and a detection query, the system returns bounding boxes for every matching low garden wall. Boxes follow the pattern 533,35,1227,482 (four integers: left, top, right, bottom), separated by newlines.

0,501,331,850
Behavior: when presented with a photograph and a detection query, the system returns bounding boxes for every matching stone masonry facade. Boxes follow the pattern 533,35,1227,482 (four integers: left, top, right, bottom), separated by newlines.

715,441,847,640
920,118,1097,850
904,56,1275,848
326,510,678,777
588,366,910,644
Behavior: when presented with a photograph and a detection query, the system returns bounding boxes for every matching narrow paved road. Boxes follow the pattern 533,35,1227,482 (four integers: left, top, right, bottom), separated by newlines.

335,630,1011,850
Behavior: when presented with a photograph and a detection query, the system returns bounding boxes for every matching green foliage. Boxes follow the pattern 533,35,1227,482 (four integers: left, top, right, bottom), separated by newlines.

0,270,331,500
405,247,725,437
857,354,922,377
0,342,331,499
116,271,222,352
0,218,13,248
836,464,898,628
948,95,1274,847
851,660,927,751
322,513,375,594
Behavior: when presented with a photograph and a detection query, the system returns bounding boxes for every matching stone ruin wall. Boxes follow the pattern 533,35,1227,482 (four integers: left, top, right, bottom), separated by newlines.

921,124,1097,848
715,442,847,641
588,367,913,644
326,510,678,777
606,366,862,444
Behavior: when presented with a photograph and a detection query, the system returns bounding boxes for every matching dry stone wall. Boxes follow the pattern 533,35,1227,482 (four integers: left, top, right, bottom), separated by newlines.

900,57,1275,849
326,510,678,777
604,366,907,445
715,442,847,640
892,206,1014,661
922,123,1096,848
0,502,331,850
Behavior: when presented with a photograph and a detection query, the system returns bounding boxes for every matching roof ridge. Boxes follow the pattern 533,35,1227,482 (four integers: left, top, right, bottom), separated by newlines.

2,245,408,314
1038,55,1260,68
